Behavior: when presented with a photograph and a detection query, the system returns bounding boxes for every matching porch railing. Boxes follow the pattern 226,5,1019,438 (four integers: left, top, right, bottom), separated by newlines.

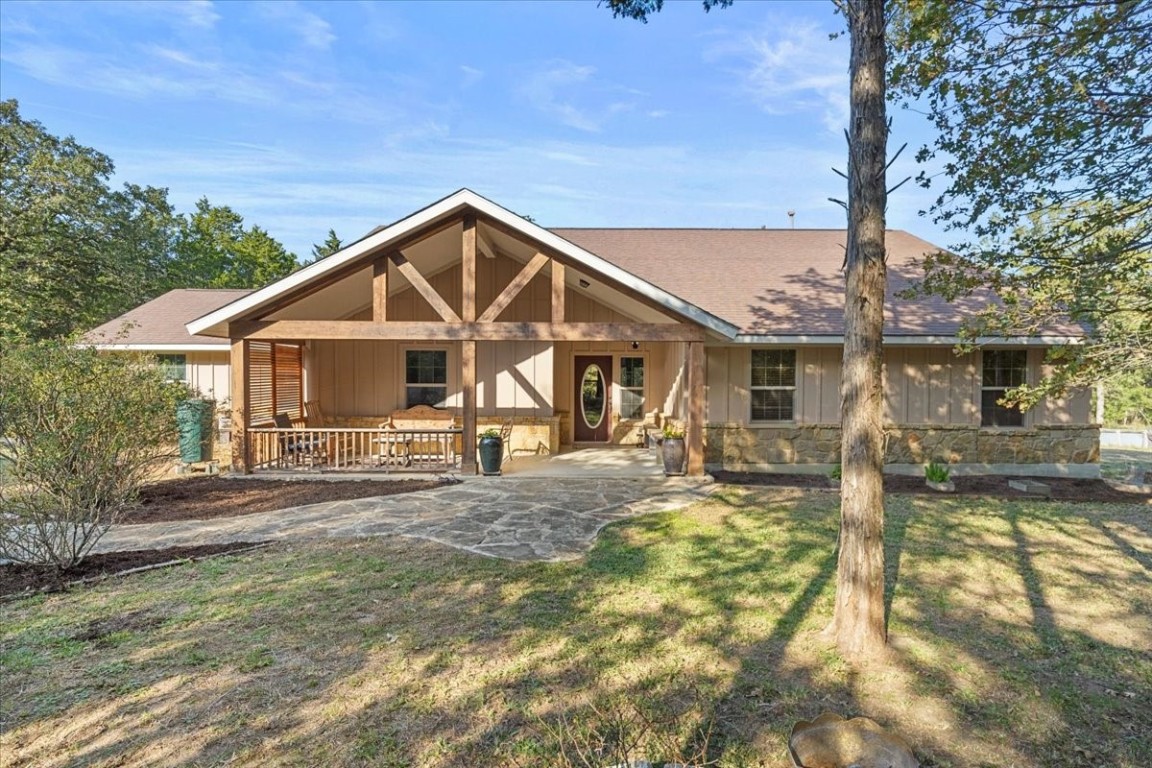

246,427,463,473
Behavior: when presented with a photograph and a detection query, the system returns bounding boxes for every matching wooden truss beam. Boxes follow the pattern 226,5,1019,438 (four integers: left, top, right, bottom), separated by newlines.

478,252,549,323
462,215,477,322
233,320,705,342
389,251,461,323
476,226,498,260
551,261,565,324
372,256,388,321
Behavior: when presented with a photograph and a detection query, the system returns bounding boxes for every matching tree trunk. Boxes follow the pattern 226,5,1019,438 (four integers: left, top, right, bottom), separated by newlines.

829,0,888,660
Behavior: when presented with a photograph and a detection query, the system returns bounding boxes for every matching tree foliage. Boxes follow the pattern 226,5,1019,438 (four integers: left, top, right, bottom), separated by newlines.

0,100,178,340
1104,369,1152,427
604,0,732,22
308,229,344,264
172,198,299,289
0,339,187,568
889,0,1152,399
0,99,299,341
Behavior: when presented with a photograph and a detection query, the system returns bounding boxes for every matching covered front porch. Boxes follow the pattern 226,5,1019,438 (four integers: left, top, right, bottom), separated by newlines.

194,192,729,477
233,334,698,476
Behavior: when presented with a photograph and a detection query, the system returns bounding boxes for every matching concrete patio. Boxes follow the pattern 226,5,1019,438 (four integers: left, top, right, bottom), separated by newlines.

500,446,665,478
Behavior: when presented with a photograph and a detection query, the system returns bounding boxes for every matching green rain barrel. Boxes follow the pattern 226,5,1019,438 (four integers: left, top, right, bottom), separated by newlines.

176,399,215,463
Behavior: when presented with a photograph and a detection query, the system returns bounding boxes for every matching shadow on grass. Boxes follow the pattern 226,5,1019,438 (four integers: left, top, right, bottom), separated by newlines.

3,489,1150,766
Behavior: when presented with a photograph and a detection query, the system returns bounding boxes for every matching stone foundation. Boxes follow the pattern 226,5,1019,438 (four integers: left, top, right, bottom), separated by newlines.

477,416,561,456
705,423,1101,471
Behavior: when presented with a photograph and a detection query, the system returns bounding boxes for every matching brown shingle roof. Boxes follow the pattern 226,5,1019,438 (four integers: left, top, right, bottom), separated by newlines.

552,228,998,336
84,289,252,347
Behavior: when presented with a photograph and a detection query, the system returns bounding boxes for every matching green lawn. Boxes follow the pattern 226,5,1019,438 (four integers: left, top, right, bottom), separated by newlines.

2,488,1149,767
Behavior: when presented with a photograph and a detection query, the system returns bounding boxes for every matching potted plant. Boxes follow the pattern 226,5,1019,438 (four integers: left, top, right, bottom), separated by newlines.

478,428,503,476
661,422,686,476
925,461,955,492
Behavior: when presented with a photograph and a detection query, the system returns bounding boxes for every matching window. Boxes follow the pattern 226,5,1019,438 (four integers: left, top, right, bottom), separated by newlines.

981,350,1027,427
751,349,796,421
405,350,448,408
619,357,645,419
156,354,186,382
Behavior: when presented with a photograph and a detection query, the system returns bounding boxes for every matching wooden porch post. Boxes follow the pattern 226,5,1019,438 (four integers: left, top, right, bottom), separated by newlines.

461,215,478,473
230,338,251,474
686,341,705,477
462,340,477,473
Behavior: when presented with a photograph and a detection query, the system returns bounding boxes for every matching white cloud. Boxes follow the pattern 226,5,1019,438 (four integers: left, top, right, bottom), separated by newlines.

168,0,221,30
0,36,408,126
519,61,634,133
460,65,484,88
108,132,864,257
255,1,336,50
708,19,849,133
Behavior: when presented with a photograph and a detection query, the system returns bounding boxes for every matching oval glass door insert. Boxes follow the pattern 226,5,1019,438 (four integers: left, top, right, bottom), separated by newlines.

580,364,606,430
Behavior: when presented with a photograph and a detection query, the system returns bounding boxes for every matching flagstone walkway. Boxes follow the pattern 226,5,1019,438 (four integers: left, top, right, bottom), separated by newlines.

95,477,718,562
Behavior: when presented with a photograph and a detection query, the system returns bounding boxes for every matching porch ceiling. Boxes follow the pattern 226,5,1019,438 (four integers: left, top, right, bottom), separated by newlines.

267,224,464,321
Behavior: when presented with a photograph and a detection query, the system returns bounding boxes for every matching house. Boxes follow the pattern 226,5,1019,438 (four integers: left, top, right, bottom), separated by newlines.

96,189,1098,477
85,288,253,401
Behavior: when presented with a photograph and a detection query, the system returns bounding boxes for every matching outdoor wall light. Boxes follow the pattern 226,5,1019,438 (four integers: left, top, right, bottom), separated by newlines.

631,341,640,350
578,278,590,288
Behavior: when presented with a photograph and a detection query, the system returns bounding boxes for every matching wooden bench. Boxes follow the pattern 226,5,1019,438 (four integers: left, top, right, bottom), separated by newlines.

378,405,460,469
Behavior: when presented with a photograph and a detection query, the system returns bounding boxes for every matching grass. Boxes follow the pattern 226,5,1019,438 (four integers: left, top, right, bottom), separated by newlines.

1,487,1149,767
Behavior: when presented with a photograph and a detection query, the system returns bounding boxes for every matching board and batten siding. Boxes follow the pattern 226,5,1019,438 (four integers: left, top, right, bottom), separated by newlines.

185,351,231,402
706,346,1088,427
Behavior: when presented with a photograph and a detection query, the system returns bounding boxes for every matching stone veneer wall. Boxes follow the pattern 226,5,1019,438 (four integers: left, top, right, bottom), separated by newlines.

705,423,1101,468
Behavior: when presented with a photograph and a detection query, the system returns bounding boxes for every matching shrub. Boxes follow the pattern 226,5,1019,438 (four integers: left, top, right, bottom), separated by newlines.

829,463,842,481
0,339,187,568
925,461,951,483
662,422,685,440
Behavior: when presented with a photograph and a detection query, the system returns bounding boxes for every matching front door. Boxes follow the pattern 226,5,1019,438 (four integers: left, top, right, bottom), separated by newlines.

574,355,612,442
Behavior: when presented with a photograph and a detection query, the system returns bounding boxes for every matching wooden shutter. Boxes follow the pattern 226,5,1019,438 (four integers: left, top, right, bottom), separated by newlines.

274,343,303,420
249,342,274,424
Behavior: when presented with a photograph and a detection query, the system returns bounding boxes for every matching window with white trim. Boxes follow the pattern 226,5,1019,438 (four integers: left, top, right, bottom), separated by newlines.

751,349,796,421
405,350,448,408
156,354,186,382
619,356,645,419
981,350,1026,427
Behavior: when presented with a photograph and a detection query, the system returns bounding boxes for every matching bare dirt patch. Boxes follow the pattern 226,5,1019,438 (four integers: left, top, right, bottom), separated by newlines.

713,470,1149,503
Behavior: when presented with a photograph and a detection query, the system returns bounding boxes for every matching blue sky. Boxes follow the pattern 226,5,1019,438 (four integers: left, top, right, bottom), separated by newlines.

0,0,947,259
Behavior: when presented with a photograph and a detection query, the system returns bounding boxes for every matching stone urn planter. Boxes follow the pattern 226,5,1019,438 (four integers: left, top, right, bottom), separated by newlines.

478,429,503,476
661,427,686,476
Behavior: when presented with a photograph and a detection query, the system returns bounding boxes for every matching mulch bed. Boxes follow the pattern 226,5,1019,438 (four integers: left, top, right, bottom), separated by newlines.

0,542,266,599
126,476,446,525
2,475,447,598
712,470,1149,504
